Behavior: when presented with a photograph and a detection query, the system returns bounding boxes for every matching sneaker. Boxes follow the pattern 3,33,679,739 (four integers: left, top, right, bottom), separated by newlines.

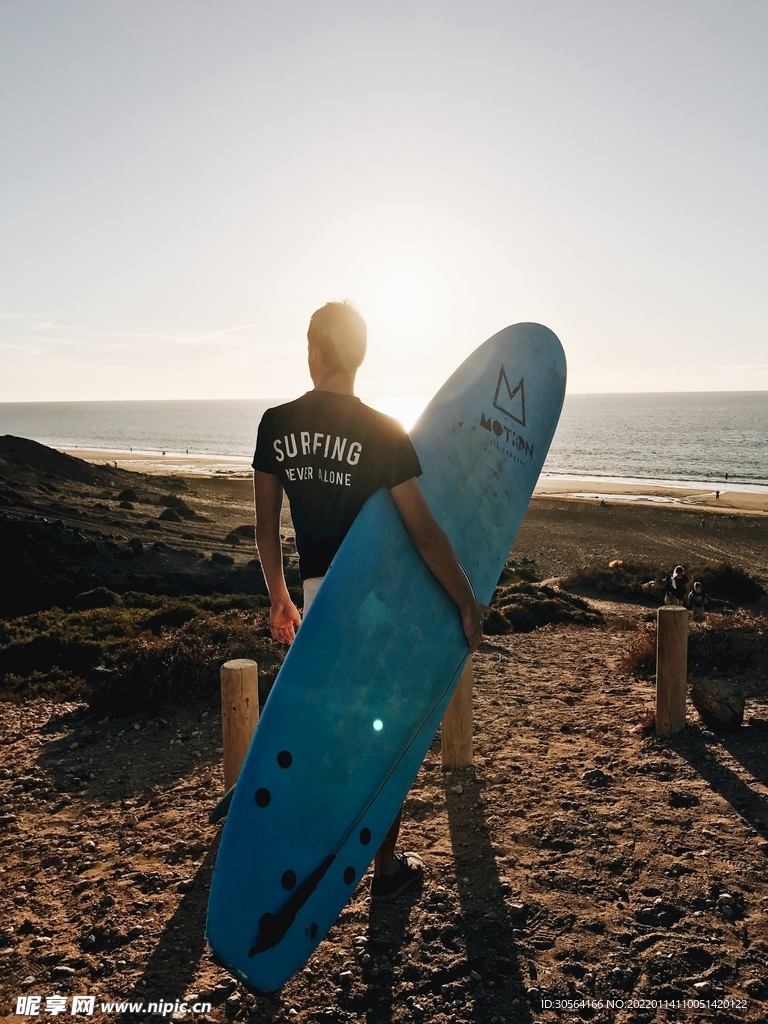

370,852,424,903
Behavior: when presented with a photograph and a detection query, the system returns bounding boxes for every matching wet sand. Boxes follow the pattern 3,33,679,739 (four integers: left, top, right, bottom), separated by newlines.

59,448,768,514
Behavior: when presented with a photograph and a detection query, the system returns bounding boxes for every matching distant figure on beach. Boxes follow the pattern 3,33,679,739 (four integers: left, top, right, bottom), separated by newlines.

716,490,720,500
664,565,689,606
252,300,484,903
688,581,710,622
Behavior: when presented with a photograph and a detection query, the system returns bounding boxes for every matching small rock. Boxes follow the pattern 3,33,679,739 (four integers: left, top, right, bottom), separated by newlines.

52,966,76,978
470,970,481,982
668,790,700,809
451,784,464,795
581,768,611,788
21,976,36,989
693,981,712,994
211,551,235,565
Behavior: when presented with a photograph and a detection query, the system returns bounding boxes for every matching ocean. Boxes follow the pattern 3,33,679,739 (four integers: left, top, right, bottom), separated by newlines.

0,392,766,489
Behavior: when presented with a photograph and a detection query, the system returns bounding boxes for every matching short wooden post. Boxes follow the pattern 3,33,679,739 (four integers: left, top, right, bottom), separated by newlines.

220,659,259,790
442,657,473,769
655,607,688,737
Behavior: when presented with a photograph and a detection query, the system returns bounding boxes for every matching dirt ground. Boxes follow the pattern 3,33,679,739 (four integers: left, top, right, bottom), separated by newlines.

2,440,768,1023
2,604,768,1024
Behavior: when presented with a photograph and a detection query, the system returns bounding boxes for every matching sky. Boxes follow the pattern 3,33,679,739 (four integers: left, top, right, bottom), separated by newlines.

1,0,767,405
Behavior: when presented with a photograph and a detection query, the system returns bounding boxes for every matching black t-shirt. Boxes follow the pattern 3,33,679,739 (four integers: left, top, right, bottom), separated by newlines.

253,390,422,579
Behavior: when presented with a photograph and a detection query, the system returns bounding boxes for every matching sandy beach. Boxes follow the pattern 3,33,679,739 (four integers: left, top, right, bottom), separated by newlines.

59,448,768,515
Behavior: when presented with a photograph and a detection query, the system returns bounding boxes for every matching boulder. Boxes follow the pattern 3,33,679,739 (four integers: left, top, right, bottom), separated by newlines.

158,507,182,523
690,678,745,733
74,587,120,610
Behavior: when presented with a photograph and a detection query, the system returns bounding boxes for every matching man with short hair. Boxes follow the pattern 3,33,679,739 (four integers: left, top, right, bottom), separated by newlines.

253,300,483,901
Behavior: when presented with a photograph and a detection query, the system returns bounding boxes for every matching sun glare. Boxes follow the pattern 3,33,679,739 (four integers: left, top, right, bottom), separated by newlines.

369,395,430,431
386,278,419,315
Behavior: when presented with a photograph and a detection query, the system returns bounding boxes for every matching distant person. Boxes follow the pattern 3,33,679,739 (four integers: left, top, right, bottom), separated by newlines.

725,473,728,481
252,300,485,902
716,490,720,500
688,581,710,622
664,565,689,606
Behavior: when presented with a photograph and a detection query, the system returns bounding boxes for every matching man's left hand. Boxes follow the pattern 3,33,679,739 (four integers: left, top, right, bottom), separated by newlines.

269,596,302,645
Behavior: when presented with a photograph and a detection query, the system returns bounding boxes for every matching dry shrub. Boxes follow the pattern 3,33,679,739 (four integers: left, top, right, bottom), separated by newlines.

617,611,768,682
618,623,657,679
563,559,764,608
688,612,768,678
485,581,603,634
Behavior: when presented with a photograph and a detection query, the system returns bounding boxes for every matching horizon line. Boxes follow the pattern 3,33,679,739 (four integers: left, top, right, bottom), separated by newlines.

2,388,768,406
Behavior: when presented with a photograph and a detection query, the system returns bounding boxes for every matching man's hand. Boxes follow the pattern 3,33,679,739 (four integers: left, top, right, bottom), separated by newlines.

462,601,489,652
254,470,302,644
269,595,302,645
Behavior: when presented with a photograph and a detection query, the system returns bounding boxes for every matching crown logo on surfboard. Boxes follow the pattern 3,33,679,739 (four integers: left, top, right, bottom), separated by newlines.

493,365,526,427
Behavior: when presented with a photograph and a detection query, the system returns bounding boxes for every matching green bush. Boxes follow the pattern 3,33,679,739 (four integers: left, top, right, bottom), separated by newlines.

90,609,283,715
0,594,282,711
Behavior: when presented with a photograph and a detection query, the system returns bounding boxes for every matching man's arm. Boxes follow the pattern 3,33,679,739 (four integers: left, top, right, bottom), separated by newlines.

390,477,484,650
253,469,302,644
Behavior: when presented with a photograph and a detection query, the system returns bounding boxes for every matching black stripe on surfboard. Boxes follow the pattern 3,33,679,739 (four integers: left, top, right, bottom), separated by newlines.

209,784,235,824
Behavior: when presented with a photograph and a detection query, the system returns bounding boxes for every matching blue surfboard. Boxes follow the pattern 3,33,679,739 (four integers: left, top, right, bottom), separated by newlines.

206,323,566,991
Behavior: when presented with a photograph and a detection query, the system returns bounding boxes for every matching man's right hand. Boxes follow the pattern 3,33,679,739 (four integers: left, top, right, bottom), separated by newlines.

269,596,302,645
462,601,487,653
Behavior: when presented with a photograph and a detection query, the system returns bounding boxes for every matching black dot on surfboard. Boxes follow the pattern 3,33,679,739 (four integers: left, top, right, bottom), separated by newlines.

277,750,292,768
281,870,297,890
307,923,318,939
254,788,271,807
343,866,356,885
359,828,371,845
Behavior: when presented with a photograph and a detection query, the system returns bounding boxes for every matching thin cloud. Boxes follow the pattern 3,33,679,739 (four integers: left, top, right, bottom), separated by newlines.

172,324,259,345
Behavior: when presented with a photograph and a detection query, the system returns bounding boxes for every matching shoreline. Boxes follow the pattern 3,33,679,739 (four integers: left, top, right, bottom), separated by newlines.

59,446,768,514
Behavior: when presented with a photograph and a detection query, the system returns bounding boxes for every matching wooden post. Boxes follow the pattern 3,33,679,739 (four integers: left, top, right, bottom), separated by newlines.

442,657,473,769
655,607,688,737
220,659,259,790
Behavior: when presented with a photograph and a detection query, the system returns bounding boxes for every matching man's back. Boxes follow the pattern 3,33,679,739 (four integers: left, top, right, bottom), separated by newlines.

253,390,421,580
